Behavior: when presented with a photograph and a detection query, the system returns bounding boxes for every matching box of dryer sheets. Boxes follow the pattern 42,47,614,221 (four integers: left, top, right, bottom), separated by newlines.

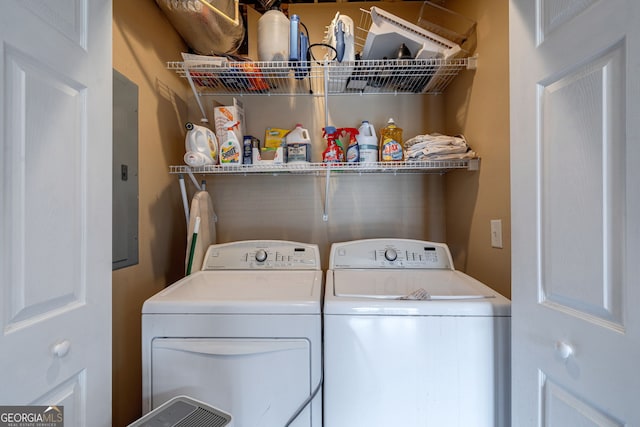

213,98,245,149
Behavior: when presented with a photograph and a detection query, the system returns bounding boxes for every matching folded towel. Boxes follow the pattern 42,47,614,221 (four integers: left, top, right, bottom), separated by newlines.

404,133,475,161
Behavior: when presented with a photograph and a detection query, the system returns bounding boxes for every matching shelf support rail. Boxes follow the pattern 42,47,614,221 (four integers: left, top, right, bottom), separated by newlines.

178,174,190,227
183,64,209,123
323,167,331,222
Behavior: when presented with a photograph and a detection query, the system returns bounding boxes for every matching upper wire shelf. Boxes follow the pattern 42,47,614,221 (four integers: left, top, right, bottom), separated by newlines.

167,57,473,97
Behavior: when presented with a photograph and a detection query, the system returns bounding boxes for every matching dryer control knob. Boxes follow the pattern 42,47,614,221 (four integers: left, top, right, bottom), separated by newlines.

255,249,268,262
384,248,398,261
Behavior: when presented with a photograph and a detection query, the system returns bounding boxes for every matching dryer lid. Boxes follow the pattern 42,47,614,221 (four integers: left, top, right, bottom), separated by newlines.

326,270,511,316
143,270,322,314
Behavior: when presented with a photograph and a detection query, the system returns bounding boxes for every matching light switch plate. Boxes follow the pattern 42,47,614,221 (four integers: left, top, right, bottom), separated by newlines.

490,219,503,249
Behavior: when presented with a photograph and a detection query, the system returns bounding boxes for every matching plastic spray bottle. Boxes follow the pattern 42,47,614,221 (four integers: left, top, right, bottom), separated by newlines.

219,121,242,165
341,128,360,163
332,129,346,157
322,126,344,163
379,118,404,162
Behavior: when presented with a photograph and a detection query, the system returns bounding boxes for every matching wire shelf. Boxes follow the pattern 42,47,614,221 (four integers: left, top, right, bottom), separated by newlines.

168,57,471,97
170,159,478,176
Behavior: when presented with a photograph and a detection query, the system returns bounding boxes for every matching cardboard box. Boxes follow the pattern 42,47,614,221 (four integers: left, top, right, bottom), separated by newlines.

213,98,245,148
252,147,286,164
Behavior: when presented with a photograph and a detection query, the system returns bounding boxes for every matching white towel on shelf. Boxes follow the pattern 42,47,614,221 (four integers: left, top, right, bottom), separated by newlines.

404,133,475,160
184,190,217,274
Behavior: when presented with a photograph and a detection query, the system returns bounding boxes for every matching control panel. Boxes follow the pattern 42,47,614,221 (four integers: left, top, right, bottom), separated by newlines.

202,240,320,270
329,239,454,270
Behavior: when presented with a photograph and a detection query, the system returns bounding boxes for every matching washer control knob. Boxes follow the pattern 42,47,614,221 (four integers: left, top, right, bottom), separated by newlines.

384,248,398,262
255,249,268,263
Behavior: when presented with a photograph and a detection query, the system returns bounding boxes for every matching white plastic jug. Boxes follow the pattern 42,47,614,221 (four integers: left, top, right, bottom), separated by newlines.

285,124,312,163
356,121,378,163
258,9,289,62
184,122,218,166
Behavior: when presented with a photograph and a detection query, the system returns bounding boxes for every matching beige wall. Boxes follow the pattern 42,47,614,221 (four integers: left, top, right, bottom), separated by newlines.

112,1,189,425
192,2,451,268
444,0,511,298
111,1,511,425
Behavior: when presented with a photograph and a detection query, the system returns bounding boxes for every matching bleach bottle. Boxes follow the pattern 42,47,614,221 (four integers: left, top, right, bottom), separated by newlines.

322,126,344,163
356,120,378,163
184,122,218,166
286,124,312,163
219,121,242,166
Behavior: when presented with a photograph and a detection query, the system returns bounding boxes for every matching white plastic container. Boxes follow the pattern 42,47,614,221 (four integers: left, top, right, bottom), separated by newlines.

219,121,242,165
285,124,312,163
258,9,289,62
356,121,378,163
184,122,218,166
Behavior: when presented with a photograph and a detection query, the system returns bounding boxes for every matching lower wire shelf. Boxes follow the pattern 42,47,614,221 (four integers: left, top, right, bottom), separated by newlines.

169,159,479,176
172,158,479,222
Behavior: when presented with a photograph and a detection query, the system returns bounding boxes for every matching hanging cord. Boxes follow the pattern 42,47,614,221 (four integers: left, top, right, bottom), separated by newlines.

284,367,323,427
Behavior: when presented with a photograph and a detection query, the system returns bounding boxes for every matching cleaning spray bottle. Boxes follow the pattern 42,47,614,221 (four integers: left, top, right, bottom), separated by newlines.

184,122,218,166
322,126,344,163
341,127,360,163
379,118,404,162
219,121,242,166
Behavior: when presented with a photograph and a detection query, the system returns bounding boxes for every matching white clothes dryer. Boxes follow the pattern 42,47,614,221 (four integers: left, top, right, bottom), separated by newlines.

323,238,511,427
142,240,323,427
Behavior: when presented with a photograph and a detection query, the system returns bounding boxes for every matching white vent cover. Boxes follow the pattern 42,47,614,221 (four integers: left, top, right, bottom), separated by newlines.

129,396,232,427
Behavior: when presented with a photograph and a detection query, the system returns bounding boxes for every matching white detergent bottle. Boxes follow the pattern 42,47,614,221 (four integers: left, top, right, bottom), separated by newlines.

184,122,218,166
219,121,242,166
258,7,289,62
356,120,378,163
285,124,312,163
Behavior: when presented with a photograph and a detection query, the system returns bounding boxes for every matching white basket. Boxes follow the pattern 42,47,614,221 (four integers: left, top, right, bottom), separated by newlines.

359,7,462,61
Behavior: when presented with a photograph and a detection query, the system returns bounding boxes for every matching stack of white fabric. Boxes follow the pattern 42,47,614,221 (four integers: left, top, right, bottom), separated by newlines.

404,133,475,161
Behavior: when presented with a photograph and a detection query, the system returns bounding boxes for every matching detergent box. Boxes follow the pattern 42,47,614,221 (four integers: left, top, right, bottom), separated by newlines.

213,98,245,148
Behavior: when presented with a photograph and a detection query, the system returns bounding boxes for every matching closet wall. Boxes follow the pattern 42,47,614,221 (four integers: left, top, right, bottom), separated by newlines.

112,1,189,425
444,0,511,299
111,0,510,425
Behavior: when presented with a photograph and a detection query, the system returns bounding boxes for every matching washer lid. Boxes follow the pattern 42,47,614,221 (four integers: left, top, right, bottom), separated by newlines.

143,270,322,314
326,270,511,316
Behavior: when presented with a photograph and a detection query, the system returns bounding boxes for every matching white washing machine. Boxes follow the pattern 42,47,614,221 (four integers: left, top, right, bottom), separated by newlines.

142,240,323,427
323,238,511,427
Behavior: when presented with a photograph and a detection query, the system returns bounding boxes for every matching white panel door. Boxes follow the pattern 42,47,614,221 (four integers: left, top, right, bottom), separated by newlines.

0,1,112,425
510,0,640,425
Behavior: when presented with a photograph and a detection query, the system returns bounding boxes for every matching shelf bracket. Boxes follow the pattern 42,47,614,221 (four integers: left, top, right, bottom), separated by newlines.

183,64,209,123
322,167,331,222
